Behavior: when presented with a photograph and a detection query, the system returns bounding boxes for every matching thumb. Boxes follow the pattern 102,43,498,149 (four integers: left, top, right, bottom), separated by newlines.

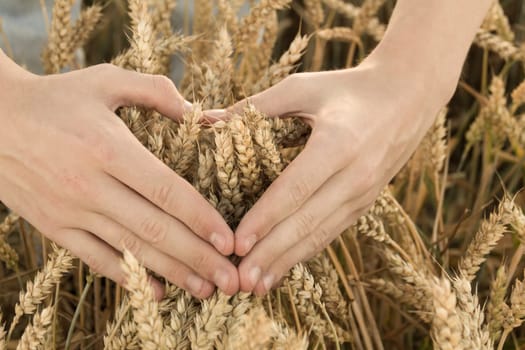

99,64,192,121
207,75,305,121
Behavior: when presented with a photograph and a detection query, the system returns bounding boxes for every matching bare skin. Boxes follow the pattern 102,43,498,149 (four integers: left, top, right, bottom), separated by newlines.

0,53,239,299
210,0,494,295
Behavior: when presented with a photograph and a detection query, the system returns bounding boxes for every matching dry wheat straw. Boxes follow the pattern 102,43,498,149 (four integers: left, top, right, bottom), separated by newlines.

168,106,202,178
321,0,359,19
16,306,53,350
234,0,291,53
69,5,103,52
150,0,176,38
487,265,509,341
452,276,492,349
230,115,263,197
430,278,463,350
103,302,139,350
0,212,19,236
304,0,325,28
42,0,75,73
307,254,349,325
9,246,73,338
189,292,233,350
271,322,309,349
253,34,310,93
474,29,522,61
0,235,18,271
482,1,514,41
245,106,284,180
214,125,244,221
200,27,234,109
317,27,361,44
458,200,508,281
223,306,274,349
0,312,5,350
121,250,171,350
128,0,155,73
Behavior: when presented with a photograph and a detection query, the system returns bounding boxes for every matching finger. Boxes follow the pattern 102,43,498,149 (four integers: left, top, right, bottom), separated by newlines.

51,227,165,300
91,174,238,295
200,109,231,125
252,204,368,296
237,169,363,291
227,76,302,118
97,117,234,255
238,175,376,293
99,64,192,121
235,133,345,256
81,212,216,299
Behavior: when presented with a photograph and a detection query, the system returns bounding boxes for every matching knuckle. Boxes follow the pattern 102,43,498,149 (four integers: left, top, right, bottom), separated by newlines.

93,63,116,76
85,254,104,275
139,217,167,244
151,183,177,210
309,226,332,254
90,135,116,163
58,171,91,199
292,211,315,239
154,75,176,95
355,165,377,190
185,210,208,236
191,253,211,274
164,265,184,285
289,178,311,207
119,233,142,259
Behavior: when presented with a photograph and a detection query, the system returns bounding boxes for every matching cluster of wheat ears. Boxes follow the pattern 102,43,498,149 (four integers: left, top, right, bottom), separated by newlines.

2,0,525,349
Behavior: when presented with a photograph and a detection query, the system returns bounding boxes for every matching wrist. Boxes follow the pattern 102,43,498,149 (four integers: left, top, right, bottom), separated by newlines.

358,0,492,106
360,47,457,106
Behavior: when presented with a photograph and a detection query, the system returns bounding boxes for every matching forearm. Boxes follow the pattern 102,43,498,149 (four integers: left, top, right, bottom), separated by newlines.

363,0,493,102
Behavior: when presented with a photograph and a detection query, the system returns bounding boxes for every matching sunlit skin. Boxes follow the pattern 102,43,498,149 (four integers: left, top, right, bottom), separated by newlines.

0,0,493,299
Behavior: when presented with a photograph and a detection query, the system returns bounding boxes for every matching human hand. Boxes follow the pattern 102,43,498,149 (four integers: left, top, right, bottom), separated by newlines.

0,56,238,299
216,61,452,295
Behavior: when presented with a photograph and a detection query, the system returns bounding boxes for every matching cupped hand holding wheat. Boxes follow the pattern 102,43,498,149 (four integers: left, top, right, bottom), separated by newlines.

209,64,447,295
0,50,239,299
207,0,494,296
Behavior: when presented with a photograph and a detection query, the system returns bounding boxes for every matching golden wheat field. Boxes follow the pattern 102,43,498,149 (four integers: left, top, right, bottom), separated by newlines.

2,0,525,349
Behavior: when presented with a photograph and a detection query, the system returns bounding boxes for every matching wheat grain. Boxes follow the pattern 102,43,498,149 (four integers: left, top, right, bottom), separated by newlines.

234,0,292,53
121,250,168,350
42,0,75,73
482,1,514,41
458,201,508,281
16,306,53,350
321,0,359,19
474,29,522,61
214,125,244,220
189,291,233,350
9,246,73,338
430,278,463,350
0,312,5,350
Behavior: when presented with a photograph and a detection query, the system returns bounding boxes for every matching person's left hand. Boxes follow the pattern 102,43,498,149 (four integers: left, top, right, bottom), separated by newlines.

208,60,452,296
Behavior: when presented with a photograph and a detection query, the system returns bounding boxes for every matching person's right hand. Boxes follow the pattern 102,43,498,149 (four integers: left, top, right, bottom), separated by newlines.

0,54,238,299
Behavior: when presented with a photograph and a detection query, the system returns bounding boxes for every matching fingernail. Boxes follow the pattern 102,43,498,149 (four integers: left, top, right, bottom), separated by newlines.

186,274,204,295
149,277,165,301
262,274,275,292
210,232,225,252
205,109,226,118
243,235,257,254
248,266,261,286
214,269,231,292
